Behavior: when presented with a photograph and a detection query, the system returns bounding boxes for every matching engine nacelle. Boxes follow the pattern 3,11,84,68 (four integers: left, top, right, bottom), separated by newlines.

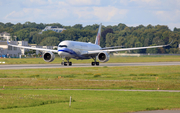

97,52,110,62
43,52,55,62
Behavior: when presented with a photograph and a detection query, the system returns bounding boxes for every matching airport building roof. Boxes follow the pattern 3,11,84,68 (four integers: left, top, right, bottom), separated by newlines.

40,26,66,34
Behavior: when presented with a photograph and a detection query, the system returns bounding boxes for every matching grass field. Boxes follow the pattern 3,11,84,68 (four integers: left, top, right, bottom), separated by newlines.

0,90,180,113
0,66,180,90
0,55,180,64
0,56,180,112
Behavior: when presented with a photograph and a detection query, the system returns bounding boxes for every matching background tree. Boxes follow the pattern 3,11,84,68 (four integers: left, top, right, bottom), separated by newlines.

73,24,83,29
40,37,59,46
101,28,114,47
105,33,116,47
0,21,179,53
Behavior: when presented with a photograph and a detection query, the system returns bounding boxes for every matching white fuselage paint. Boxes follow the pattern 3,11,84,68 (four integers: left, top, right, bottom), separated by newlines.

58,40,101,59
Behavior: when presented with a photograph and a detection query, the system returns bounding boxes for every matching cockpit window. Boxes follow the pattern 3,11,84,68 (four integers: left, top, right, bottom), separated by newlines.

58,45,67,48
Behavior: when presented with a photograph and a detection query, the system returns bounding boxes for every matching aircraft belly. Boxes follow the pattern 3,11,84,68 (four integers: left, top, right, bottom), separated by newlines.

58,51,73,57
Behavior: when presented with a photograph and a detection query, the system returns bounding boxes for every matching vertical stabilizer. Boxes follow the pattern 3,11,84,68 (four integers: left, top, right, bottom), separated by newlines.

95,23,102,45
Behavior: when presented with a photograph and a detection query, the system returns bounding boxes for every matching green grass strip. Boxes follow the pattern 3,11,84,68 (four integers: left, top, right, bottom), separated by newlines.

0,90,179,113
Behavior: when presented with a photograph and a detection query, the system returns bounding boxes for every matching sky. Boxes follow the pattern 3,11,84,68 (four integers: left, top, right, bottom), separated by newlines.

0,0,180,30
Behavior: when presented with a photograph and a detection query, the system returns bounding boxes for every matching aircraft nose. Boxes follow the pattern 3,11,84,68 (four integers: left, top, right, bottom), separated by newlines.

58,51,64,56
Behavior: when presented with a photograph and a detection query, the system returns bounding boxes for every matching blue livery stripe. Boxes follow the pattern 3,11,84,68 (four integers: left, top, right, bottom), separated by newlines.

58,48,77,55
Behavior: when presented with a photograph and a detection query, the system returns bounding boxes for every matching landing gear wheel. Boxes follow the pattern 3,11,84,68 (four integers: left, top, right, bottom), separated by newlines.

61,62,64,65
91,62,95,66
64,62,67,66
96,62,99,66
69,62,72,66
91,56,100,66
61,57,72,66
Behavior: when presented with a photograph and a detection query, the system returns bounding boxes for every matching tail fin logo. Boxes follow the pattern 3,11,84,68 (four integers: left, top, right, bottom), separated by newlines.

96,33,100,45
95,23,102,45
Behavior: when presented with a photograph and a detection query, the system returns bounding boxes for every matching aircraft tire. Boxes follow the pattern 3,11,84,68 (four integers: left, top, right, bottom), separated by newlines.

64,62,67,66
96,62,99,66
69,62,72,66
91,62,95,66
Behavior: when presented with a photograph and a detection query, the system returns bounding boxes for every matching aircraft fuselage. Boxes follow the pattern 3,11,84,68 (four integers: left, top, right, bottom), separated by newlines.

58,40,101,59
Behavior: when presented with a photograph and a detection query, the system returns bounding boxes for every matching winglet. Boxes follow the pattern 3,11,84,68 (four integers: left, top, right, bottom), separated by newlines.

7,39,10,45
95,23,102,45
166,40,173,46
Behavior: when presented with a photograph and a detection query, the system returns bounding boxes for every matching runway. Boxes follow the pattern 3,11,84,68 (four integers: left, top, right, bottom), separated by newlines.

0,62,180,70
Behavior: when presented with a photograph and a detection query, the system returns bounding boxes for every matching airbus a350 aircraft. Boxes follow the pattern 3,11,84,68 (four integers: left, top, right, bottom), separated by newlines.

7,23,172,66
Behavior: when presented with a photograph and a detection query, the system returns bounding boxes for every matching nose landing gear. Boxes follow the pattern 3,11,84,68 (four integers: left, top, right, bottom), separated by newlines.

61,58,72,66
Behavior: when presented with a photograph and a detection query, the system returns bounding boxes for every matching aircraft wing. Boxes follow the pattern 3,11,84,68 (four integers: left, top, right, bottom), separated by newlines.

82,42,172,55
101,46,124,50
7,41,58,53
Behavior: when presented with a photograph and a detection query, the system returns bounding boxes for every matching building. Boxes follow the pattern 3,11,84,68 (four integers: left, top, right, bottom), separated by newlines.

30,45,57,55
17,41,29,55
39,26,66,34
0,32,17,41
0,32,11,41
0,41,30,57
0,41,21,57
0,32,57,58
0,40,57,58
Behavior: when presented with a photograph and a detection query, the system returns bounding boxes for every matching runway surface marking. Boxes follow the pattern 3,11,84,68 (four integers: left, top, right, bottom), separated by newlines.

134,110,180,113
1,89,180,92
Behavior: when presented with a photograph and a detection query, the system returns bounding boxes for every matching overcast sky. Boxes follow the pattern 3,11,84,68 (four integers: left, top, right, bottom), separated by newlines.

0,0,180,30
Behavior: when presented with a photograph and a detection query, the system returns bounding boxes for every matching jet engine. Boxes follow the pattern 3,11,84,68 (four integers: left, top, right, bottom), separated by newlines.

43,51,55,62
97,51,109,62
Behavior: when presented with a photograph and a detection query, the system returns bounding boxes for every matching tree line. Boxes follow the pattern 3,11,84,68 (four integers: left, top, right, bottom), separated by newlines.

0,21,180,54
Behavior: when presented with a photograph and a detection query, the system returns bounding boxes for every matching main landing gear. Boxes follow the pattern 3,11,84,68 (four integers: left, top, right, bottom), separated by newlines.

61,57,100,66
61,58,72,66
91,57,99,66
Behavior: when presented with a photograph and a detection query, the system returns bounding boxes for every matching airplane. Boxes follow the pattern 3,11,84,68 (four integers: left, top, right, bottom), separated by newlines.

7,23,172,66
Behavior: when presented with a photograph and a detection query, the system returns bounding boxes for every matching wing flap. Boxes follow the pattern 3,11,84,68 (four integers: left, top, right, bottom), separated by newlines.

101,46,124,50
82,44,170,55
